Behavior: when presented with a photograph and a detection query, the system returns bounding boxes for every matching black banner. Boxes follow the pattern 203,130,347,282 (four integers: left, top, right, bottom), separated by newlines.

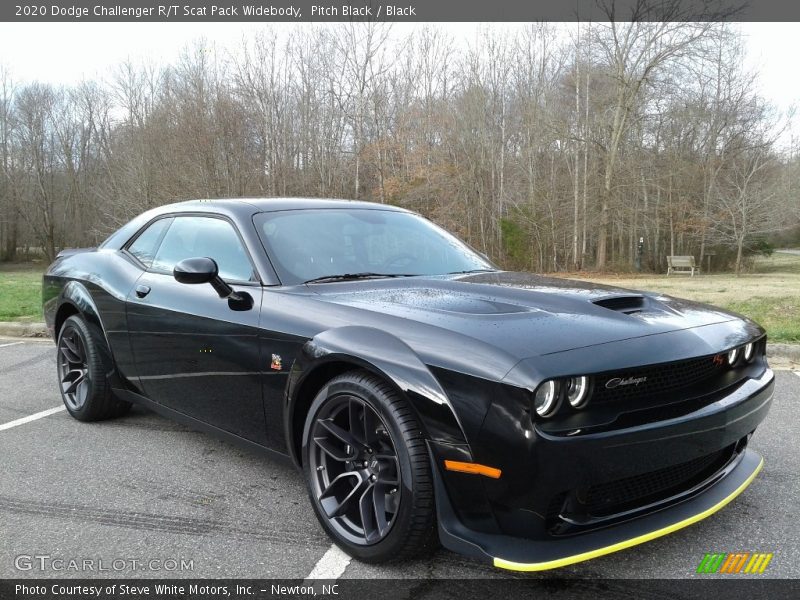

4,0,800,23
2,579,800,600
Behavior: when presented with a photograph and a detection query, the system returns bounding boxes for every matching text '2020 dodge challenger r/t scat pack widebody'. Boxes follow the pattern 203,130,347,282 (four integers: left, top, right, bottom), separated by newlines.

42,198,773,571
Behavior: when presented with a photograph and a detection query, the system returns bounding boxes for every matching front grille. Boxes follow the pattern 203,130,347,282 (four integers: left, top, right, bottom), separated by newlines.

591,354,728,405
582,446,733,516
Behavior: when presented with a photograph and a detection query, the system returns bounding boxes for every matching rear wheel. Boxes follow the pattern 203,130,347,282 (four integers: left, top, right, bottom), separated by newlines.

56,314,131,421
302,370,437,562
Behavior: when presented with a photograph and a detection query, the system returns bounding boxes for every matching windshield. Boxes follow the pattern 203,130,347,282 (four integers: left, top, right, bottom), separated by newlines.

254,208,494,285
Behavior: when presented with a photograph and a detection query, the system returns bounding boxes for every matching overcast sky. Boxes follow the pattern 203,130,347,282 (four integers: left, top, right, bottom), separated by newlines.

1,22,798,138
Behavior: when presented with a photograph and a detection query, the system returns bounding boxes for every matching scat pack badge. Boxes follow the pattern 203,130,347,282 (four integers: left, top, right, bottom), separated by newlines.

270,354,282,371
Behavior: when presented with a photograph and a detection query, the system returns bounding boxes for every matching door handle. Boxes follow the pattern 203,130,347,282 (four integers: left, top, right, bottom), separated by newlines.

135,284,151,298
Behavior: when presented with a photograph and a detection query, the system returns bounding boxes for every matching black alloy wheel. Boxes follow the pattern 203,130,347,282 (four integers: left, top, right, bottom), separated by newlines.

56,315,131,421
57,326,91,411
309,394,402,545
302,370,437,562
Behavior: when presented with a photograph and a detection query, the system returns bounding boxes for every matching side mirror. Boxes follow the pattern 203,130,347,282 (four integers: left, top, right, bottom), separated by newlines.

174,257,219,285
174,257,237,300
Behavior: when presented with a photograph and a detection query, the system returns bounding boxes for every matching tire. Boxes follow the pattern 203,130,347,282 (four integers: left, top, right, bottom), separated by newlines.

302,370,438,563
56,314,131,422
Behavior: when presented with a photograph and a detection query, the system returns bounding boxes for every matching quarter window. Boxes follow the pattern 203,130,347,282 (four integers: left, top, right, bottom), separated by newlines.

151,216,255,282
127,218,172,267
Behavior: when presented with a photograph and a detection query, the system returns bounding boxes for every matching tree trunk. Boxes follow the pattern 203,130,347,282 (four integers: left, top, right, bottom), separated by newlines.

735,237,744,276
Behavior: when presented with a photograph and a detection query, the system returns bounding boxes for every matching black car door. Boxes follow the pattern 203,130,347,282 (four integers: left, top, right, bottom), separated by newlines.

125,214,266,443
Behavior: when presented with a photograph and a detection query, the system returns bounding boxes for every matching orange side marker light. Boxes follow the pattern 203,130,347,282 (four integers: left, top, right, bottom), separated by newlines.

444,460,502,479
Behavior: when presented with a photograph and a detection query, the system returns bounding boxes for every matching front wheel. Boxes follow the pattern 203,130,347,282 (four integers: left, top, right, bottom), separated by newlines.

302,370,437,562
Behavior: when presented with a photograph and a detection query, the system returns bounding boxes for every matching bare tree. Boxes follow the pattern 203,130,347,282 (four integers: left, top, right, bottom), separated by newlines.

1,19,798,271
592,2,714,267
0,67,17,260
710,143,782,274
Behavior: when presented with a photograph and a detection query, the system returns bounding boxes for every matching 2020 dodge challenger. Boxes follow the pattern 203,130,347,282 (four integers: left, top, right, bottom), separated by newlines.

42,198,774,571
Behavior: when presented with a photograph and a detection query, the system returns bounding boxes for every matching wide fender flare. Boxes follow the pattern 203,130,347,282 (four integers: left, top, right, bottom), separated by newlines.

286,325,471,464
60,281,108,339
58,281,119,380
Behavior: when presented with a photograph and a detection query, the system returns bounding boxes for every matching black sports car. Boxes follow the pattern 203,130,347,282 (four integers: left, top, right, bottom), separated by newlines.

42,198,773,571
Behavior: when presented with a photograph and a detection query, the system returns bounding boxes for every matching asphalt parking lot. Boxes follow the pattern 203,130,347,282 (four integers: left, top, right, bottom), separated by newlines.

0,338,798,580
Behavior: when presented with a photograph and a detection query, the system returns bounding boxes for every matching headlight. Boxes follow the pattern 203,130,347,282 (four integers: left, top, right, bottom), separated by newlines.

533,380,559,417
566,376,590,409
743,342,755,362
727,348,740,365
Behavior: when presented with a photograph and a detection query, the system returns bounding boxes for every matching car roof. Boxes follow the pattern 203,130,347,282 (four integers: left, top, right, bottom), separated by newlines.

165,197,411,216
99,197,412,252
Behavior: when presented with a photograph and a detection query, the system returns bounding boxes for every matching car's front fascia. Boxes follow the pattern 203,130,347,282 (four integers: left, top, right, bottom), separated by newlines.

423,318,773,571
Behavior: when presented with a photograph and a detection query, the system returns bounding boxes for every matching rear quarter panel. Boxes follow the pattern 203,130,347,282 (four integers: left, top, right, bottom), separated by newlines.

43,249,144,386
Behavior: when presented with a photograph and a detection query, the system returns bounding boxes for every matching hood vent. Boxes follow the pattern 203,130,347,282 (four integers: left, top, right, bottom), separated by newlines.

592,295,647,315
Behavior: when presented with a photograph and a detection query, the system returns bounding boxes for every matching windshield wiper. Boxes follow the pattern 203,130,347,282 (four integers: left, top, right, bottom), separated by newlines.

446,268,497,275
303,272,419,284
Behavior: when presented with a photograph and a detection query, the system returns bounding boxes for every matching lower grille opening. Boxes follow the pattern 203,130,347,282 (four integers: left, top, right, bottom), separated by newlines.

582,446,732,517
547,440,744,534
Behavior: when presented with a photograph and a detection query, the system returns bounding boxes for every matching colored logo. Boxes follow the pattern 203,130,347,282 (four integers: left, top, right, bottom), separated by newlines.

712,354,725,366
696,552,773,574
270,354,282,371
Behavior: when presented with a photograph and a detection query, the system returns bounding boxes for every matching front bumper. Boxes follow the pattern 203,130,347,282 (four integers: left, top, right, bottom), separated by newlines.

431,368,774,570
435,448,762,571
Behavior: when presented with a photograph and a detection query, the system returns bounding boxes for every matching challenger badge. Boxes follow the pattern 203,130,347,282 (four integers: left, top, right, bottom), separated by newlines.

605,376,647,389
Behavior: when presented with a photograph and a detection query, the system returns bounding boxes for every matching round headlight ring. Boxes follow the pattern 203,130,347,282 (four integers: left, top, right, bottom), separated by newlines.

533,380,559,417
743,342,755,362
727,348,740,366
566,376,590,409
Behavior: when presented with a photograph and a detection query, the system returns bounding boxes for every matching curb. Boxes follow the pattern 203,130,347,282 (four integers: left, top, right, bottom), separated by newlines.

0,322,48,338
0,320,797,361
767,343,800,362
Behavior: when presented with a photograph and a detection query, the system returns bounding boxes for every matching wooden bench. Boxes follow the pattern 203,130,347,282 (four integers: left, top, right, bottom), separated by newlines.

667,255,699,276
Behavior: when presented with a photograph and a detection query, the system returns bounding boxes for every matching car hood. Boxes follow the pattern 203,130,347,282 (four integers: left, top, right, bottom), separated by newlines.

308,271,742,360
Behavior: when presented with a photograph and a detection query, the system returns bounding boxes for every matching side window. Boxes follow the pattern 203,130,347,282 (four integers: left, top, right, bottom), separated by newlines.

127,218,172,267
151,216,255,282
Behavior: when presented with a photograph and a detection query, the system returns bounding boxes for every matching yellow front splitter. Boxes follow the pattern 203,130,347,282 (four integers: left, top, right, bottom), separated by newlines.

494,456,763,572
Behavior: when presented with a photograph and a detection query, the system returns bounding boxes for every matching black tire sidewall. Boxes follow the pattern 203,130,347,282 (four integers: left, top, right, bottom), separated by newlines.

302,372,428,562
57,314,123,421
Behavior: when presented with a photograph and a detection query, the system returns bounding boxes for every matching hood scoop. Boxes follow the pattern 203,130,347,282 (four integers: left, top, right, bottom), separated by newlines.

592,295,647,315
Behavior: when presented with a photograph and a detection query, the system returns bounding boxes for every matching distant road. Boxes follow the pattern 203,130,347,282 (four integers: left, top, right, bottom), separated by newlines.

776,249,800,256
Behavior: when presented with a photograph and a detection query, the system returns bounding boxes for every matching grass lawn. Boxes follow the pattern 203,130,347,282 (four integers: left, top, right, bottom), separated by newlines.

0,264,44,321
559,252,800,343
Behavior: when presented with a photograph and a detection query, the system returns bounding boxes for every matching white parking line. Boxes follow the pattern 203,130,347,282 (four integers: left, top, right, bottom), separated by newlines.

304,544,352,580
795,371,800,379
0,406,65,431
0,341,24,348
